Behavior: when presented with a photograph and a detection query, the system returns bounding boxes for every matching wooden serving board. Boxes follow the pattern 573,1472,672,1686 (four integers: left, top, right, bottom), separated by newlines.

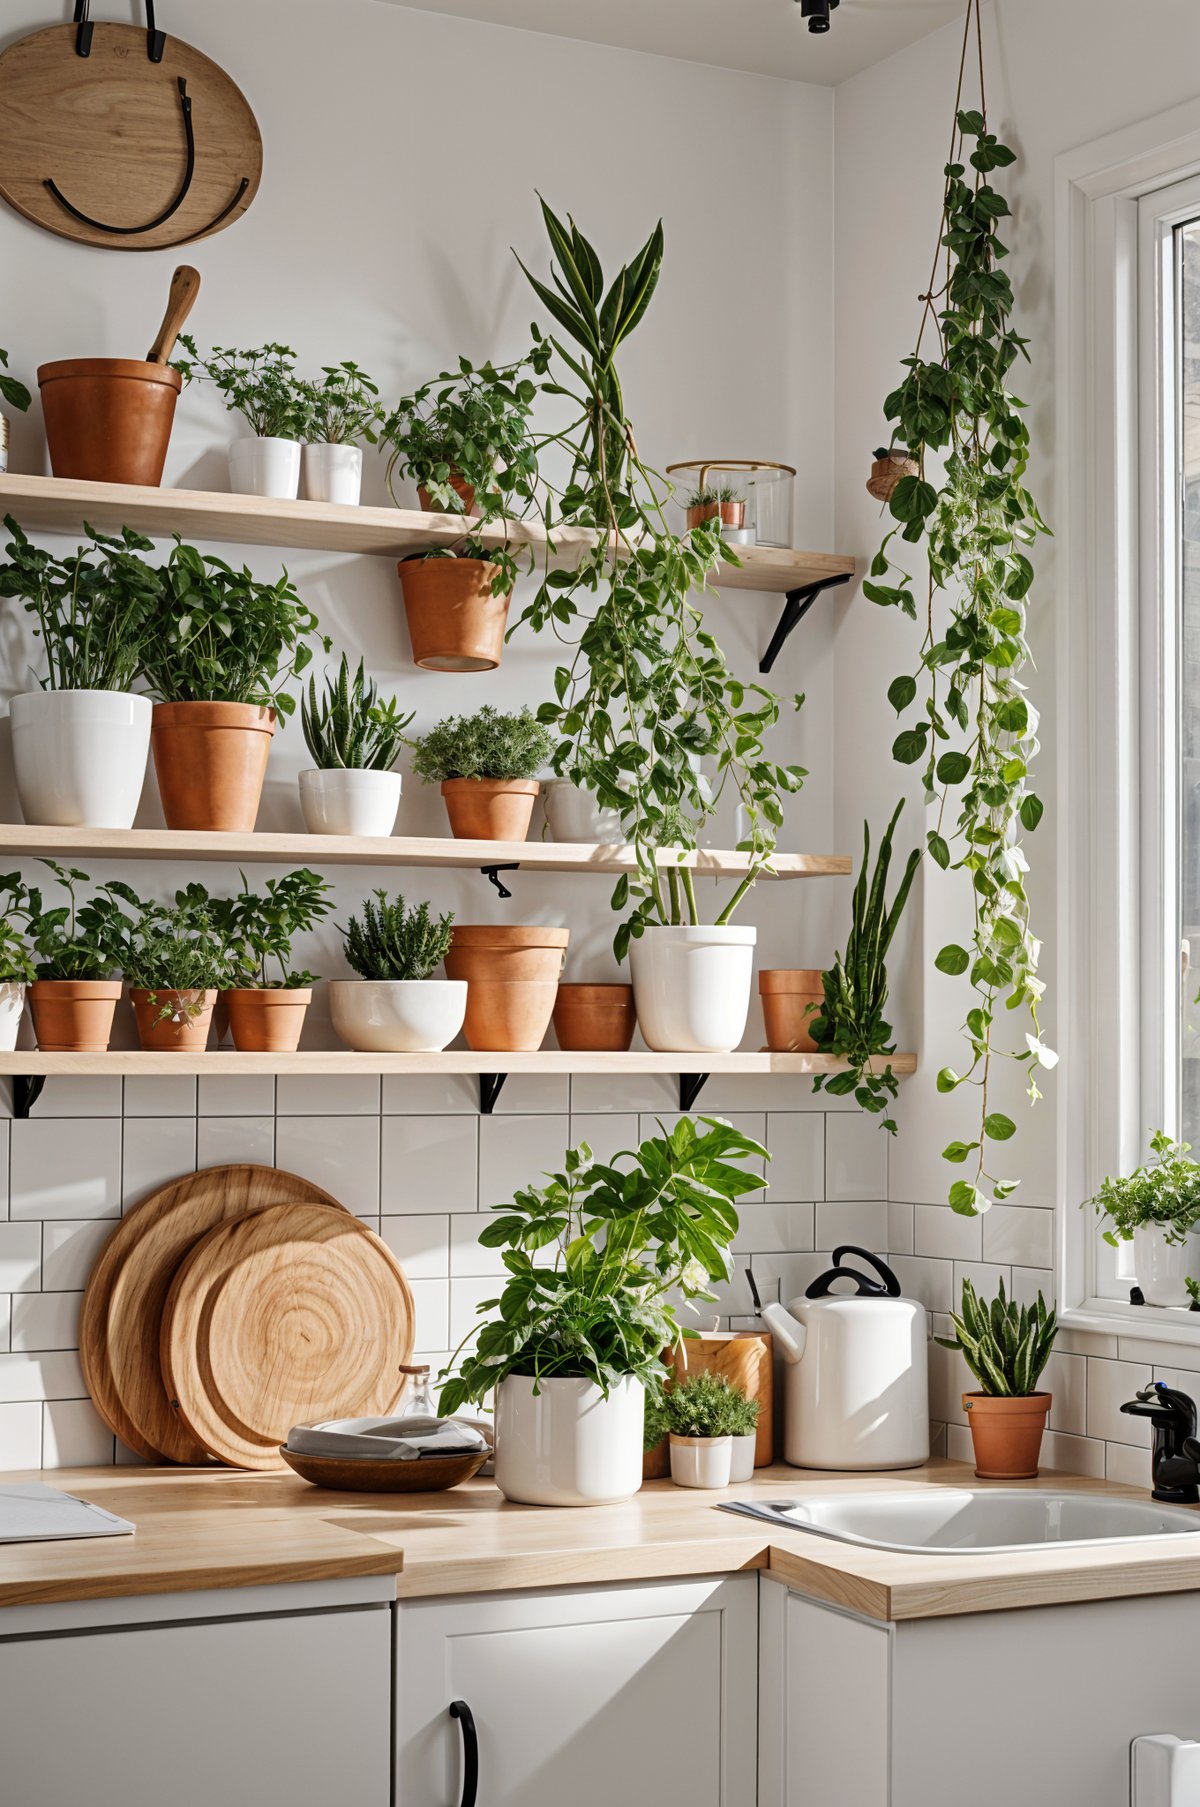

161,1203,415,1471
81,1164,343,1463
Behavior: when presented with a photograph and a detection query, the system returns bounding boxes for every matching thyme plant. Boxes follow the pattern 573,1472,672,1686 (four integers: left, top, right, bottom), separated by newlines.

408,705,552,784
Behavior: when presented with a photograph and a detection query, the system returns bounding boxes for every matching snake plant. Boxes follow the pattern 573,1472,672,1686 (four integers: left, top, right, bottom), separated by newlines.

301,655,413,771
936,1276,1057,1397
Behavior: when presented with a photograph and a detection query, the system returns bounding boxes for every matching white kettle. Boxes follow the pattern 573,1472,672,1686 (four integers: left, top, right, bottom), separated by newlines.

760,1245,929,1470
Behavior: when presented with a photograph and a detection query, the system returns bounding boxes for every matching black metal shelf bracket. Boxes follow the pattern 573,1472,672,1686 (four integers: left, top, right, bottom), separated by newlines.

679,1073,709,1112
479,1073,507,1114
759,573,851,675
480,864,519,899
14,1076,45,1119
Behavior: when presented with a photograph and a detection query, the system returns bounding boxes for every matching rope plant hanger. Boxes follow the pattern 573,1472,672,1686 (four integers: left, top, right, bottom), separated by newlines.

865,0,1053,1216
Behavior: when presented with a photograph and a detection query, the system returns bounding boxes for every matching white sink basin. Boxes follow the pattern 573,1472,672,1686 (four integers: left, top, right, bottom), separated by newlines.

727,1489,1200,1553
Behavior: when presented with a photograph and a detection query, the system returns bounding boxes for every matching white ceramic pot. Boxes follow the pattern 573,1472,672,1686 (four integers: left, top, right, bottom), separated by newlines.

328,979,467,1054
298,768,402,838
629,923,756,1053
302,442,363,506
0,982,27,1052
494,1375,644,1507
1133,1222,1200,1308
728,1432,757,1484
542,779,623,844
228,436,301,500
669,1434,733,1490
10,689,151,829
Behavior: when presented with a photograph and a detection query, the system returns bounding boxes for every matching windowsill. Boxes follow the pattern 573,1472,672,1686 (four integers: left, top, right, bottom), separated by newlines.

1062,1299,1200,1345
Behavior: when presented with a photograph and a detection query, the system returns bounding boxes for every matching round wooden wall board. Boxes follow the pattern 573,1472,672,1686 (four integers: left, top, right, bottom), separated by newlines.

161,1204,415,1472
82,1164,343,1464
0,23,262,252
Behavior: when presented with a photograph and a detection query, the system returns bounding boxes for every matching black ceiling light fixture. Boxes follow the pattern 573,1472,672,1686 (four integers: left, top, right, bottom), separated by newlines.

797,0,840,33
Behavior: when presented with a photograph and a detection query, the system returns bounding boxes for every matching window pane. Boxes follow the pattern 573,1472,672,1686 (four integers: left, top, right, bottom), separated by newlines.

1179,220,1200,1142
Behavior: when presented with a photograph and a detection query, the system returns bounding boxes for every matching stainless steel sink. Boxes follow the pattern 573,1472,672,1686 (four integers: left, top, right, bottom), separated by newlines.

723,1489,1200,1553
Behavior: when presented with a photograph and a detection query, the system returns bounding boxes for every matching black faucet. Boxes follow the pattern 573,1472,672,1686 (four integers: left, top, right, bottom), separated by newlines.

1120,1382,1200,1504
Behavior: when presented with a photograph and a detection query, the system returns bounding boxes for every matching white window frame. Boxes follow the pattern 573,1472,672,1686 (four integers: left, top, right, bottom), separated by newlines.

1058,100,1200,1342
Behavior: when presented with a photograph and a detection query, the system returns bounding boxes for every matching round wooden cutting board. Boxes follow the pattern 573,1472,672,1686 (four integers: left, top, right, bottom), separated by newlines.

81,1165,343,1464
161,1203,415,1471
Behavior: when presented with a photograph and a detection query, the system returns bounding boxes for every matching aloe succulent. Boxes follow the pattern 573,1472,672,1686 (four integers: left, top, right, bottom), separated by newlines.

341,891,454,982
302,656,413,771
936,1276,1057,1397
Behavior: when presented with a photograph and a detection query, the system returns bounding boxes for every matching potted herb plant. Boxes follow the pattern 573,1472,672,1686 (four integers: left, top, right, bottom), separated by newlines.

439,1116,767,1507
684,485,746,532
299,656,413,838
329,890,464,1054
139,540,328,833
0,517,159,829
124,884,232,1053
663,1370,760,1489
298,362,380,506
409,705,552,842
937,1277,1057,1479
212,868,333,1053
24,861,140,1052
1087,1131,1200,1308
0,874,35,1051
172,339,307,500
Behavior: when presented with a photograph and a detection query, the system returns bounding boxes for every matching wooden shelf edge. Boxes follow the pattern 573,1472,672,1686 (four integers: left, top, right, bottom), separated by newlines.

0,1051,918,1077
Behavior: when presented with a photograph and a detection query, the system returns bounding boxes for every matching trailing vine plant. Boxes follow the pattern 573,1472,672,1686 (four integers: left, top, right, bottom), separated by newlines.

865,0,1053,1215
513,200,805,955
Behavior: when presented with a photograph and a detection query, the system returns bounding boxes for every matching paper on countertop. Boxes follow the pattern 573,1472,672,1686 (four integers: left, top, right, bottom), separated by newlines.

286,1415,489,1461
0,1483,135,1544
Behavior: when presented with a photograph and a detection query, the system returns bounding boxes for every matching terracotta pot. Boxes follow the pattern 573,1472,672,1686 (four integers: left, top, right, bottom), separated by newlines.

441,778,539,842
398,557,510,672
226,987,312,1054
642,1439,670,1482
445,925,569,1052
150,701,276,832
686,500,745,531
38,359,181,486
759,968,825,1053
28,979,122,1053
553,982,636,1052
963,1391,1052,1480
131,988,216,1053
417,471,476,514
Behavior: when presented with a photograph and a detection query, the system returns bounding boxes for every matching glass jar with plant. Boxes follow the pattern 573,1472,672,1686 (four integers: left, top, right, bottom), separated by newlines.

0,874,36,1053
438,1115,768,1507
937,1276,1057,1479
409,704,553,843
211,868,333,1054
1086,1131,1200,1310
124,883,234,1053
172,338,307,500
299,655,414,839
297,362,380,507
661,1370,760,1490
684,484,746,533
0,515,160,831
138,540,328,833
329,890,463,1055
379,353,546,673
24,860,141,1054
512,202,805,1055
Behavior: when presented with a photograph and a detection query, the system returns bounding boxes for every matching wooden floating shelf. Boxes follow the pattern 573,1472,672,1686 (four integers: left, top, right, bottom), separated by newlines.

0,1051,918,1078
0,475,856,598
0,823,851,879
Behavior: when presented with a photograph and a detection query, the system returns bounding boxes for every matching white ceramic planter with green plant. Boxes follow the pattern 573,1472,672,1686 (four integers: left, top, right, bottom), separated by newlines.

173,339,308,500
1088,1131,1200,1308
298,361,380,506
299,656,413,838
0,873,35,1051
661,1371,761,1490
329,892,464,1054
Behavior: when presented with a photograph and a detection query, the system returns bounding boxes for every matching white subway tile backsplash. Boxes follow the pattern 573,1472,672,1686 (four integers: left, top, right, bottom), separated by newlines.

982,1205,1054,1270
815,1199,888,1251
449,1216,508,1278
0,1295,8,1352
122,1117,196,1208
1105,1440,1152,1488
825,1113,887,1201
913,1203,982,1263
953,1261,1010,1301
42,1398,113,1467
0,1351,86,1402
196,1117,274,1169
751,1251,830,1303
1086,1358,1153,1446
568,1115,638,1161
274,1114,381,1219
381,1114,478,1214
0,1223,41,1293
488,1073,570,1114
569,1072,675,1115
198,1075,276,1116
124,1075,196,1116
1037,1430,1106,1479
10,1291,80,1353
382,1074,478,1114
12,1120,122,1220
277,1074,381,1115
33,1078,122,1118
732,1202,815,1256
0,1401,41,1469
1043,1350,1087,1437
480,1115,571,1211
765,1114,825,1202
448,1277,496,1351
408,1279,450,1352
1010,1266,1056,1311
382,1215,451,1281
41,1220,111,1293
887,1254,954,1315
887,1200,914,1256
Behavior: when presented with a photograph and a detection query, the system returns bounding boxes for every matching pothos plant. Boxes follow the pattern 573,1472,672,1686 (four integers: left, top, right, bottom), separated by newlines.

863,0,1052,1215
513,199,804,954
0,350,30,414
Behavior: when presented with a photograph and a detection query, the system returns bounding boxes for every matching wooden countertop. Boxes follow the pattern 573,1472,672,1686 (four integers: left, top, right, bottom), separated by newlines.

4,1460,1200,1623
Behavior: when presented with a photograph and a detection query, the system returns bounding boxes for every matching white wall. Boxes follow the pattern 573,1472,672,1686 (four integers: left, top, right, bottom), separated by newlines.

0,0,856,1467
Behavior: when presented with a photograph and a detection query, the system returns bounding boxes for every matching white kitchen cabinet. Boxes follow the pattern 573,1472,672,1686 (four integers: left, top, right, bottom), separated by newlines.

0,1588,392,1807
395,1573,759,1807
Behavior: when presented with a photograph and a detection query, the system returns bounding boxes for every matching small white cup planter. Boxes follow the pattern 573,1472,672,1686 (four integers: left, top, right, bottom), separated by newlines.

329,978,467,1054
0,982,27,1052
494,1375,644,1507
629,924,756,1053
542,778,623,844
669,1433,733,1490
228,436,301,500
298,768,402,838
303,442,363,506
1133,1223,1200,1308
11,689,151,829
728,1432,757,1484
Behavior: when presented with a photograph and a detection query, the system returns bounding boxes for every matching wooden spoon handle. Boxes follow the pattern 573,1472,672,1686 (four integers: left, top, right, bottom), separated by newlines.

146,265,201,364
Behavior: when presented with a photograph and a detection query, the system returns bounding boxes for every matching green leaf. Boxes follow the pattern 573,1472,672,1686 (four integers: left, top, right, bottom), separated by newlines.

984,1112,1017,1142
942,1140,977,1164
887,675,917,714
936,750,972,785
893,727,928,765
935,943,970,976
949,1180,984,1216
1019,793,1044,832
927,832,951,870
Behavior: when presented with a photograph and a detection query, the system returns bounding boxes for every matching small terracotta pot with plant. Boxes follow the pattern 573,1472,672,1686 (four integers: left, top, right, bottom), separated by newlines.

213,868,334,1053
124,885,232,1053
938,1276,1057,1480
410,705,552,843
660,1369,761,1490
685,485,746,532
24,861,140,1053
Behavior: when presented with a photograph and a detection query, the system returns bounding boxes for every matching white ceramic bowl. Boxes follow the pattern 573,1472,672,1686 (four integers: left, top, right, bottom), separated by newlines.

329,979,466,1053
299,768,402,837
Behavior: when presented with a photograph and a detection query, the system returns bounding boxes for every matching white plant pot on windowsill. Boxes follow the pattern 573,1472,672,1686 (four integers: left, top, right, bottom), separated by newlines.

229,436,301,500
303,442,363,506
329,979,466,1054
669,1433,733,1490
1133,1222,1200,1308
0,983,27,1052
299,768,402,838
629,923,756,1053
493,1375,644,1507
11,689,151,829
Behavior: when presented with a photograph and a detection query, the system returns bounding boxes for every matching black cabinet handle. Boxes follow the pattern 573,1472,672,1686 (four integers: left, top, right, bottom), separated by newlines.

449,1700,478,1807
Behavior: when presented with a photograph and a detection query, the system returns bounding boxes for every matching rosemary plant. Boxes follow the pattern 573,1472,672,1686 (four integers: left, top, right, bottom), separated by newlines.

341,892,454,982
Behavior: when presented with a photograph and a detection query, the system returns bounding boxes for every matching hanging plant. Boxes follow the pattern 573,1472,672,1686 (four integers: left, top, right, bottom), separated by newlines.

865,0,1054,1215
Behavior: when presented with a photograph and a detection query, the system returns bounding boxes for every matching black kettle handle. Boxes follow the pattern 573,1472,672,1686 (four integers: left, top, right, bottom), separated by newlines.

805,1245,902,1300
